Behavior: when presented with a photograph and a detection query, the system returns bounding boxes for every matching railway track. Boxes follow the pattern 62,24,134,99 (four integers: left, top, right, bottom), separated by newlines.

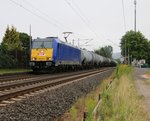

0,69,100,83
0,73,36,83
0,67,114,105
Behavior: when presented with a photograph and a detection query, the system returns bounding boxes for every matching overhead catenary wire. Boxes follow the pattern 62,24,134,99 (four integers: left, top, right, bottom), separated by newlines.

9,0,66,31
22,0,73,32
70,0,106,42
70,0,92,25
9,0,120,48
65,0,119,47
9,0,84,43
64,0,100,39
107,39,120,47
23,0,83,42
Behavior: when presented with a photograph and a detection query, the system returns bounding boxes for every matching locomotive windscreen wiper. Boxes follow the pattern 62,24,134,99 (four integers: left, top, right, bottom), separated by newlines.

40,42,46,48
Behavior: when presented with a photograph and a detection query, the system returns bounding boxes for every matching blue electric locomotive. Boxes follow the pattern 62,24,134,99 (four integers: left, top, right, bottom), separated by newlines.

30,37,81,70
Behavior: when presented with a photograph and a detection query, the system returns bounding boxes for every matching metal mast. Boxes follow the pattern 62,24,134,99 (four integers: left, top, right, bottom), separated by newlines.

29,24,32,60
134,0,137,32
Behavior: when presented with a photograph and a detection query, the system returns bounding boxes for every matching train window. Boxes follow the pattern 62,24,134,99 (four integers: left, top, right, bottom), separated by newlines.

32,41,52,49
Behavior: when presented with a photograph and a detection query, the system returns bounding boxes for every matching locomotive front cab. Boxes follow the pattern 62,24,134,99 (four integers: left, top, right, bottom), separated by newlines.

30,38,54,69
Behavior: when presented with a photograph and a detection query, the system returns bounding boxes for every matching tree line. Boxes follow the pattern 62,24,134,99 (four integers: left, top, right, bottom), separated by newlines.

1,26,114,69
0,26,30,68
0,26,150,69
94,45,113,59
94,30,150,65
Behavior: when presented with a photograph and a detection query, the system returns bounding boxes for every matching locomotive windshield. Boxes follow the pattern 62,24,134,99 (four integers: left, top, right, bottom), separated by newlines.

32,39,53,49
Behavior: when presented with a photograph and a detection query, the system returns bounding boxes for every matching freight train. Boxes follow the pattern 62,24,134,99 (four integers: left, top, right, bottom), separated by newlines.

29,37,116,71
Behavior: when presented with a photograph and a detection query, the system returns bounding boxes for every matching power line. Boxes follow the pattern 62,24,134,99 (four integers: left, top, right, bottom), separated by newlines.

107,39,120,47
9,0,120,48
9,0,84,44
9,0,65,31
70,0,91,25
23,0,73,31
65,0,119,47
70,0,103,39
64,0,100,39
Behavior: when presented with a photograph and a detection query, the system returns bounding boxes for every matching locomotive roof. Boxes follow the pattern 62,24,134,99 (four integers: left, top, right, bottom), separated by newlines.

33,37,58,41
54,38,80,50
33,37,80,50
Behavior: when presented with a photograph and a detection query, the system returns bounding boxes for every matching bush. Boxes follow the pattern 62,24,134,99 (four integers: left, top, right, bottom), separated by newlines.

0,54,17,68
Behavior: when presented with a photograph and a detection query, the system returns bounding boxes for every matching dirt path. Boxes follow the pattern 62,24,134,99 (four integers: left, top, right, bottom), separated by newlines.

134,67,150,118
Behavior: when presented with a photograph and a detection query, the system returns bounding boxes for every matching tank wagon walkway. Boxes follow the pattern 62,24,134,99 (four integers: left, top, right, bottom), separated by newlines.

134,67,150,118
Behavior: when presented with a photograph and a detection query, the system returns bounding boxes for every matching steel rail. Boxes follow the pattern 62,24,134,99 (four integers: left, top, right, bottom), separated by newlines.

0,68,105,90
0,68,114,102
0,69,100,83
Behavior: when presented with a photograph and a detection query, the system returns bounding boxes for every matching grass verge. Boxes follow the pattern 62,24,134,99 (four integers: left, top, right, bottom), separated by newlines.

56,65,149,121
0,69,31,74
98,65,149,121
56,72,113,121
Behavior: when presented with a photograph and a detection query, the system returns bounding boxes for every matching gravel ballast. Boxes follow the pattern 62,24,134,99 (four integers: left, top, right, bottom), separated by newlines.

0,69,114,121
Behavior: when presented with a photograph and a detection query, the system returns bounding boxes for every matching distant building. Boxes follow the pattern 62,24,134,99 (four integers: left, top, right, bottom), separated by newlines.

132,59,146,67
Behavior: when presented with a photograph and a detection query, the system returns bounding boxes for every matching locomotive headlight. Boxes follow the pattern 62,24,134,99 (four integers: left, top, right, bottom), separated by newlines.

32,57,36,61
47,57,51,60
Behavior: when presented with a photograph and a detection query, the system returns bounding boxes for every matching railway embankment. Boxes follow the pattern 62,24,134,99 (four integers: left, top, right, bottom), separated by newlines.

97,65,149,121
58,65,149,121
0,69,113,121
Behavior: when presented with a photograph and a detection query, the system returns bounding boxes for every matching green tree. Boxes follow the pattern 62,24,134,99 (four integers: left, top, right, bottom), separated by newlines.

1,26,31,68
147,41,150,64
120,30,150,62
2,26,21,66
2,26,10,45
0,44,17,68
2,26,21,51
19,32,30,68
19,32,30,51
95,45,113,58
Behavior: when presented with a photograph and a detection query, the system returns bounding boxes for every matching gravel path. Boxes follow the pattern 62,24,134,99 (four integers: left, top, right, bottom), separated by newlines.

134,67,150,118
0,70,114,121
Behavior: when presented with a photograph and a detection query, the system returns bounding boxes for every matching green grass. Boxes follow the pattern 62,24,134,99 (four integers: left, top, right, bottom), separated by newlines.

70,106,78,121
85,98,97,121
0,69,31,74
68,89,99,121
61,76,113,121
98,65,149,121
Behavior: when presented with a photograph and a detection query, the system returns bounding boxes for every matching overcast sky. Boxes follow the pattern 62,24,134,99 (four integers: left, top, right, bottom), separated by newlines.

0,0,150,53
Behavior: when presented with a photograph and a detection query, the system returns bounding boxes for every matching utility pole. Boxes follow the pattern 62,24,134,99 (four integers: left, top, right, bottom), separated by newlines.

29,24,31,50
72,39,75,45
128,47,130,65
78,38,79,47
132,0,137,65
134,0,137,32
125,40,127,64
29,24,32,59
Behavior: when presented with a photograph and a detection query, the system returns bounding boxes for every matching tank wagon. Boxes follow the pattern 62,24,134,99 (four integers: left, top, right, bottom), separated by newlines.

30,37,116,71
